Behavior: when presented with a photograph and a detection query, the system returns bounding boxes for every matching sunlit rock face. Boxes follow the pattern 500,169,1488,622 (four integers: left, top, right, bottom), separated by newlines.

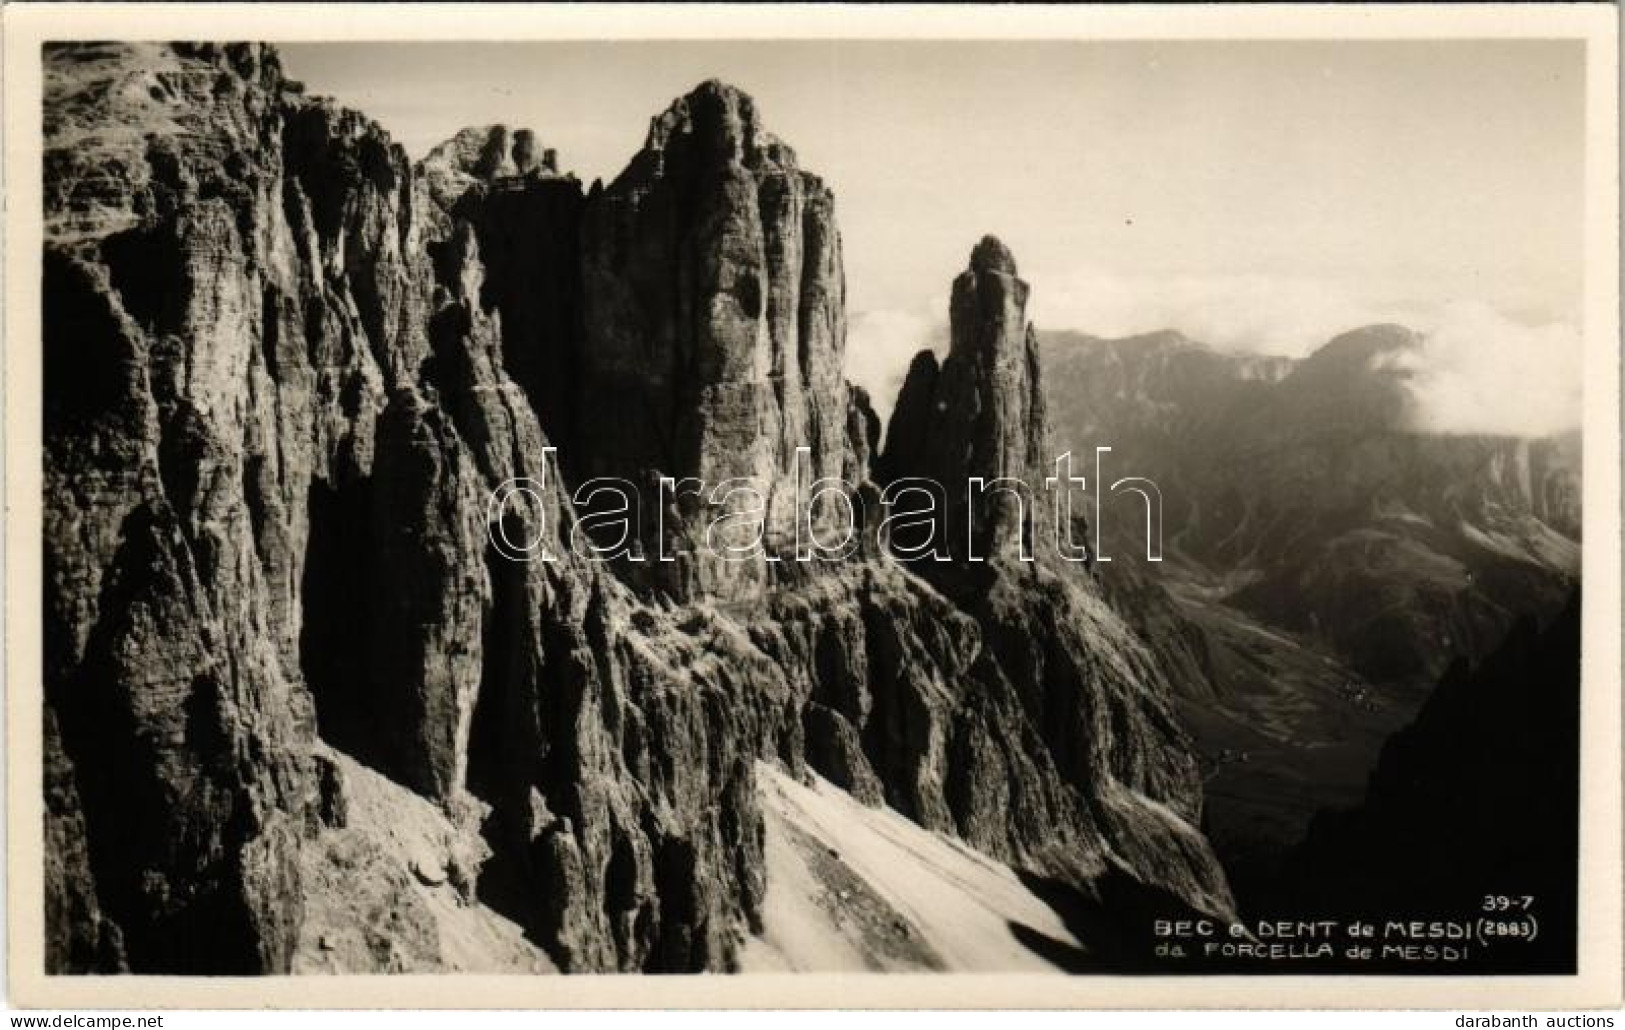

574,80,852,601
876,238,1232,924
882,235,1053,564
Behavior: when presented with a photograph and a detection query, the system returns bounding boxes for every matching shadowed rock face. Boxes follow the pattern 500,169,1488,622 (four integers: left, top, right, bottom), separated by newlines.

42,42,1232,976
419,126,584,457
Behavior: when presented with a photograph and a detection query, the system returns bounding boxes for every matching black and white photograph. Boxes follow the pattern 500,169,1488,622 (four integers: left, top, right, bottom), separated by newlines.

4,2,1620,1015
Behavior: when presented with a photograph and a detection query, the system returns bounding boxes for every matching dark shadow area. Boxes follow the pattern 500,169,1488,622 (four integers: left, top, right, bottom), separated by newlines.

467,540,521,806
470,806,549,953
101,225,182,335
1006,921,1098,973
1252,591,1582,975
1016,865,1210,974
300,475,406,783
455,180,586,469
42,248,141,443
466,536,552,953
1013,599,1580,977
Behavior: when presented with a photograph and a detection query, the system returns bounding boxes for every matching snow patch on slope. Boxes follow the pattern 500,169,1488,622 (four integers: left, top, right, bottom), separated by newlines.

740,763,1085,972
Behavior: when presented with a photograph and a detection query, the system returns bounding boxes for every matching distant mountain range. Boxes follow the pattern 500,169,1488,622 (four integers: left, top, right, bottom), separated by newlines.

1039,326,1580,892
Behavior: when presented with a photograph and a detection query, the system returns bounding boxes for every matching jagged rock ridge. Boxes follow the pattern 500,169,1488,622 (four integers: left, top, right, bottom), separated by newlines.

42,41,1231,975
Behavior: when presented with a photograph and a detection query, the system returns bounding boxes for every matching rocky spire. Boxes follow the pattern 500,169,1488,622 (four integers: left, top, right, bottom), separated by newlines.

881,235,1051,562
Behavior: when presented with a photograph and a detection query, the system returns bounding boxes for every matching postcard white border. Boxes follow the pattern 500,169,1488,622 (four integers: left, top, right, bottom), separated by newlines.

4,2,1619,1010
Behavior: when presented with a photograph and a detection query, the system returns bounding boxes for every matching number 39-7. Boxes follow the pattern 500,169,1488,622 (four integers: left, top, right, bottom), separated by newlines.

1482,895,1535,912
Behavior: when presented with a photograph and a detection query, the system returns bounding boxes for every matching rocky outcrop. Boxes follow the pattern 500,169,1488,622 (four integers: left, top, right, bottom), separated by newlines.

45,42,327,973
421,125,563,208
575,81,851,600
42,41,1233,976
44,40,779,975
882,236,1050,562
419,126,585,457
872,239,1232,917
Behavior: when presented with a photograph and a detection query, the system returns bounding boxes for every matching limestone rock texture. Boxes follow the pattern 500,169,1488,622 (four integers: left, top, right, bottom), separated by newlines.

882,235,1052,563
576,81,851,600
878,238,1231,917
42,42,1232,976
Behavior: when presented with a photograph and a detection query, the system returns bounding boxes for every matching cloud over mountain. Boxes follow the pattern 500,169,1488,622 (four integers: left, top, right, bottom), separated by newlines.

846,265,1582,440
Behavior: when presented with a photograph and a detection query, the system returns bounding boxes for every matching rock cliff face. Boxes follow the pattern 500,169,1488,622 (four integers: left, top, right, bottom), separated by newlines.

875,240,1230,919
574,81,853,600
42,41,1231,975
418,125,584,459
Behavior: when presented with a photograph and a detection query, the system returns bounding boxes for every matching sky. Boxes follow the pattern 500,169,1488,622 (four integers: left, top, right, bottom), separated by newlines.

280,41,1587,435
